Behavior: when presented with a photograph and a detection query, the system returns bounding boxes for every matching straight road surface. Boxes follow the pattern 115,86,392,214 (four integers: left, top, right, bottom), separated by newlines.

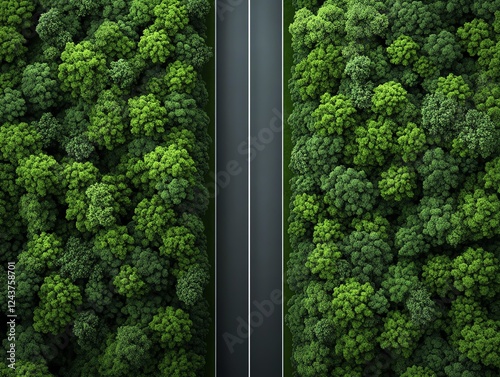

216,0,249,376
217,1,282,375
250,1,283,376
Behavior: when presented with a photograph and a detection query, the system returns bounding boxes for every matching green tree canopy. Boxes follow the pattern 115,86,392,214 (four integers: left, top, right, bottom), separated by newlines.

387,35,420,66
0,26,26,63
158,348,204,377
58,41,107,101
451,247,500,298
311,93,357,136
379,164,417,201
99,325,152,376
16,153,60,197
378,310,423,358
292,44,344,101
128,93,167,137
33,274,82,334
138,25,174,63
93,20,136,59
148,306,193,348
0,88,26,124
371,81,408,117
21,63,60,111
321,166,378,218
113,265,146,298
87,89,128,150
176,263,209,307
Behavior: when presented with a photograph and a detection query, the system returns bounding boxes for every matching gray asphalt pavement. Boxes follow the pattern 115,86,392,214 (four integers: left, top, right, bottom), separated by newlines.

216,0,249,375
249,1,283,376
217,1,282,376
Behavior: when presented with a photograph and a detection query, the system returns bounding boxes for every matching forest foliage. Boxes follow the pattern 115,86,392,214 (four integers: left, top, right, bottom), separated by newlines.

0,0,212,375
287,0,500,375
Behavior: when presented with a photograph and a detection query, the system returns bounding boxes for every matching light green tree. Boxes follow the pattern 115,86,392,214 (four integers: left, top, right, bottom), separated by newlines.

148,306,192,348
33,274,82,334
58,41,107,101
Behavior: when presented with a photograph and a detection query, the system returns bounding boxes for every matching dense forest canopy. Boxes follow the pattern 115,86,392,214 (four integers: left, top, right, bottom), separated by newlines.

287,0,500,376
0,0,213,375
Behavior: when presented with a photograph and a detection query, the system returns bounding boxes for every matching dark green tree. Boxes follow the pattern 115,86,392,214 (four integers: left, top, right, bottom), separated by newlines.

0,88,26,123
21,63,60,111
0,27,26,63
341,230,393,284
176,263,209,307
59,237,96,281
423,31,463,69
158,348,204,377
98,326,152,376
321,165,378,218
87,89,128,150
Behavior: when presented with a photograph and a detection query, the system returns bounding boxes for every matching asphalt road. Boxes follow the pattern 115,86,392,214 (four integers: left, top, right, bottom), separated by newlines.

249,1,283,376
217,1,282,376
216,0,249,375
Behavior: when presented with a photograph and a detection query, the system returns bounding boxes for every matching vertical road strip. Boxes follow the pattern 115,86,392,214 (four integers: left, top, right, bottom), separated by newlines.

216,0,250,375
249,1,283,376
248,0,252,375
